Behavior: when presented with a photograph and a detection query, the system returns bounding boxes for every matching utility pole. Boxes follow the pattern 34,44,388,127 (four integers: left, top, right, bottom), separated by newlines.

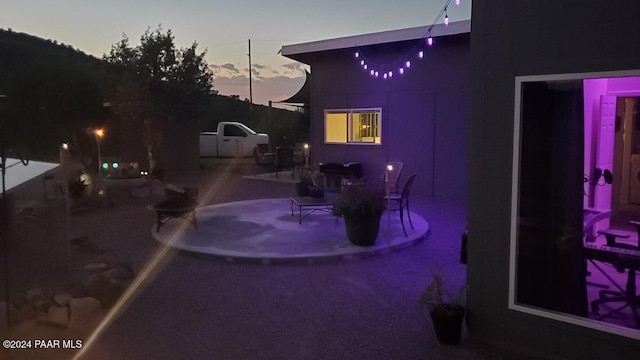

248,39,253,104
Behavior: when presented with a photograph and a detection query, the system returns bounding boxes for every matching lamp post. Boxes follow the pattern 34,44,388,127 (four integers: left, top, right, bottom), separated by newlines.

304,143,309,169
88,127,105,174
386,164,393,246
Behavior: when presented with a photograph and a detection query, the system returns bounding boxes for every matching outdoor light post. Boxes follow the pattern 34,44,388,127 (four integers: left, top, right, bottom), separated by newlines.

304,143,309,168
385,163,393,246
88,127,105,174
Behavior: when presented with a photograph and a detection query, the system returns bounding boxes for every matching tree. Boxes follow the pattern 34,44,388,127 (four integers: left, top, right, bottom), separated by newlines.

1,57,105,165
103,26,214,172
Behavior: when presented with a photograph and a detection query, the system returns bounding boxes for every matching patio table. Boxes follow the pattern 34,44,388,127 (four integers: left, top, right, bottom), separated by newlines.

290,194,336,224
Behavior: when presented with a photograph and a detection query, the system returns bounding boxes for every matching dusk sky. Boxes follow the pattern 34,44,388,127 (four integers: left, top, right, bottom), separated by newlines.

2,0,471,107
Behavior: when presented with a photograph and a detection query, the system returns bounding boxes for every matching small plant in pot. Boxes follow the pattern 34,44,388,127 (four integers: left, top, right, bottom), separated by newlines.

295,167,312,196
308,170,326,198
332,182,385,246
419,269,466,345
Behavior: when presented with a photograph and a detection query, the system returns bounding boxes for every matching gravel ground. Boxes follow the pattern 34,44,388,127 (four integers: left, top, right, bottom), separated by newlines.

2,164,550,360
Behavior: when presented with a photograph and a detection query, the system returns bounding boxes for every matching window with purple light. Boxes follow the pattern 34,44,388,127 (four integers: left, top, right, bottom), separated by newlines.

510,71,640,340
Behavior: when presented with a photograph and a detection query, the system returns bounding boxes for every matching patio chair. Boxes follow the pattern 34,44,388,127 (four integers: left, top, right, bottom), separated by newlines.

384,173,417,237
361,161,404,194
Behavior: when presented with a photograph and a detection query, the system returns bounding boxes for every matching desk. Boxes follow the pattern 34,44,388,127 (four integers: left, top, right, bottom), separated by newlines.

148,198,199,232
290,196,335,224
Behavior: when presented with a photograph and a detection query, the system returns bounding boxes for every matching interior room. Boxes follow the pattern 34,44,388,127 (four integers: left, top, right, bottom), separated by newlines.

513,73,640,339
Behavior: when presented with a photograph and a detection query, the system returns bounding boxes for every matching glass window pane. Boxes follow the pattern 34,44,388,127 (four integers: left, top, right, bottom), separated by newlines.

325,112,347,143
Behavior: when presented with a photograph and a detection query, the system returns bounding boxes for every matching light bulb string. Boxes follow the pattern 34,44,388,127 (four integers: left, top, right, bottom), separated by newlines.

354,42,423,70
353,0,459,78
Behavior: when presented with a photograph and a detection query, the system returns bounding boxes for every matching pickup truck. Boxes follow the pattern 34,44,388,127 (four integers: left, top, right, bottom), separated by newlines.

199,122,269,158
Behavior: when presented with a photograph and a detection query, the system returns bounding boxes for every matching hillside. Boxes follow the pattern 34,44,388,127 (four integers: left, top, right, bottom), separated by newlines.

0,29,309,160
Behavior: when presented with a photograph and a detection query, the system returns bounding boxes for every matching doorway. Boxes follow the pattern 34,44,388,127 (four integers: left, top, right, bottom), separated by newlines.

611,97,640,230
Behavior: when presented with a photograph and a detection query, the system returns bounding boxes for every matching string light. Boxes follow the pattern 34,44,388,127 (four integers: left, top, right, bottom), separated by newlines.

353,0,460,80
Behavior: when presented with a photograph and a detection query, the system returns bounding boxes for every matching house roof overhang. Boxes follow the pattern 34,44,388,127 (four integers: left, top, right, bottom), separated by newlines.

280,20,471,64
277,70,311,106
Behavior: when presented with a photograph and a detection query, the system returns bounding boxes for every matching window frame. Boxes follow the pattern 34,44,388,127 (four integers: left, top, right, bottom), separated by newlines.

324,108,382,145
509,69,640,341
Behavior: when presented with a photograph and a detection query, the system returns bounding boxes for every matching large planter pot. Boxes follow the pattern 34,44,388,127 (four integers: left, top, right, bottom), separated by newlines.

430,304,465,345
343,213,381,246
308,186,325,198
295,182,310,197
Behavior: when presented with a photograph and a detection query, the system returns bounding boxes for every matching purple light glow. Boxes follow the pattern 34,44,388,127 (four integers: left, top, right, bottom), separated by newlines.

419,51,424,58
406,60,411,68
388,71,393,78
383,73,388,79
355,52,359,58
370,70,374,75
364,64,368,70
360,60,365,65
455,0,461,5
375,71,379,77
427,36,433,46
399,68,404,74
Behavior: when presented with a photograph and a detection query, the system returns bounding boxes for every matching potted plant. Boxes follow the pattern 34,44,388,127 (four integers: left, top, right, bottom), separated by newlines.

295,167,312,196
308,170,326,198
332,182,385,246
418,270,466,345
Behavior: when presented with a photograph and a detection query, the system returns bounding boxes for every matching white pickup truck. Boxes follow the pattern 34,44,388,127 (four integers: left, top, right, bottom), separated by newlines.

199,122,269,158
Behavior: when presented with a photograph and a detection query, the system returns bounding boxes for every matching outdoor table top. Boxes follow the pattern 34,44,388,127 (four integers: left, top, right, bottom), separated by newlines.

290,194,337,206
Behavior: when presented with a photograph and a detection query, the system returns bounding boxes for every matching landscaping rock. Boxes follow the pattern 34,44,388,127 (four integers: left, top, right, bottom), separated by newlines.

98,252,119,267
85,273,123,307
47,305,69,327
103,266,134,281
69,297,101,328
25,288,46,306
53,292,73,306
36,311,47,323
84,261,108,271
65,282,88,298
25,288,52,312
16,302,36,322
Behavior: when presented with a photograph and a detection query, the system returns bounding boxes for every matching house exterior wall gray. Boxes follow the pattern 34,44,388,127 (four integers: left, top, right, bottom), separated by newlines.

305,34,470,198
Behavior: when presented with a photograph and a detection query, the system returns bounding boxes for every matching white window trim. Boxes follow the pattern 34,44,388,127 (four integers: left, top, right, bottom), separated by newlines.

509,69,640,340
324,108,382,145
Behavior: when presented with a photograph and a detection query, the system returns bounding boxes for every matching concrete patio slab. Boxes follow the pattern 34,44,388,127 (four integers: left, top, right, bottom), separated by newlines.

151,198,429,264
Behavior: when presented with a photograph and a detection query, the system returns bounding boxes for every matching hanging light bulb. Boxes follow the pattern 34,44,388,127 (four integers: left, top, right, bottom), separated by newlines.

375,71,379,77
388,71,393,78
427,35,433,46
455,0,461,5
444,8,449,26
370,69,375,76
355,51,359,58
360,60,365,65
399,68,404,75
406,60,411,68
383,73,388,79
364,64,368,70
418,51,424,58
